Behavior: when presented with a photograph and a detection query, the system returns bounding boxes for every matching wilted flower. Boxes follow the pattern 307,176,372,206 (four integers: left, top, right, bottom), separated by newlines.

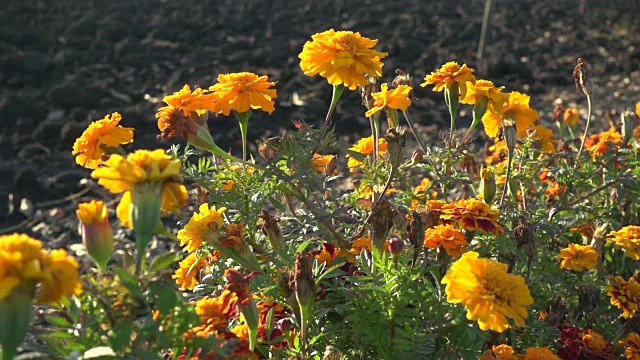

209,72,277,116
564,108,580,126
364,83,412,117
519,347,560,359
558,244,598,271
442,251,533,332
346,136,387,171
619,332,640,360
76,200,113,271
440,198,503,234
178,204,227,252
299,29,388,90
479,344,517,360
607,226,640,260
72,112,134,169
423,224,468,258
420,61,476,98
607,276,640,319
482,91,538,139
557,327,614,360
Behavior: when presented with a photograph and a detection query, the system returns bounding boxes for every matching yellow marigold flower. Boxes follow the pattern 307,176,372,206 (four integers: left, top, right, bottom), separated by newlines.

364,83,412,117
423,224,468,258
607,226,640,260
583,127,623,159
178,203,227,252
530,124,557,154
38,249,81,303
209,72,277,116
298,29,388,90
479,344,517,360
420,61,476,98
461,79,508,113
558,244,598,271
173,252,211,291
608,276,640,319
191,290,238,337
563,108,579,126
442,251,533,332
619,332,640,360
440,198,503,234
486,140,509,165
518,347,560,359
346,136,387,171
91,149,188,229
311,153,337,175
0,233,45,301
72,112,134,169
482,91,538,139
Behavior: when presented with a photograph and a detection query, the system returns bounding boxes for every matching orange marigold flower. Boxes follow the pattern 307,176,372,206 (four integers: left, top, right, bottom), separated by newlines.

486,140,509,165
411,178,437,209
519,347,560,359
461,79,508,113
479,344,518,360
440,198,503,234
173,252,211,291
558,244,598,271
636,101,640,118
423,224,468,258
564,108,579,126
607,276,640,319
442,251,533,332
530,124,557,154
177,203,227,252
349,236,389,255
545,182,565,201
191,290,238,337
607,226,640,260
72,112,134,169
311,153,337,175
209,72,277,116
557,327,614,360
420,61,476,98
365,83,412,117
299,29,388,90
346,136,387,171
482,91,538,139
619,332,640,360
583,128,623,159
314,243,353,266
160,84,216,116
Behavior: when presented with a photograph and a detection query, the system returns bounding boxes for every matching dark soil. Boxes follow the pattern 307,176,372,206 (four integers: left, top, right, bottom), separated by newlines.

2,0,640,247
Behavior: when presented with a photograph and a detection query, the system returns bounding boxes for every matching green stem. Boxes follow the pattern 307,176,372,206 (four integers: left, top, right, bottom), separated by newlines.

576,93,592,164
402,110,427,153
324,85,345,126
499,148,514,206
235,111,251,162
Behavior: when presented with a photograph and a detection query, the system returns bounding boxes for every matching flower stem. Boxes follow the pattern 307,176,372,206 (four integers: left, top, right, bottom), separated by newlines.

235,111,252,161
575,93,592,164
324,84,345,126
499,148,514,206
402,110,427,154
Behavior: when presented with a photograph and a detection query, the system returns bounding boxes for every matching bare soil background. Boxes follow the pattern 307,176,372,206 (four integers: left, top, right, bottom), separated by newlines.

1,0,640,248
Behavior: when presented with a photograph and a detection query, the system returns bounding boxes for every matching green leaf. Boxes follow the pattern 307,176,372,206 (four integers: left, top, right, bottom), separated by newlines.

148,252,180,273
45,315,72,328
114,268,141,296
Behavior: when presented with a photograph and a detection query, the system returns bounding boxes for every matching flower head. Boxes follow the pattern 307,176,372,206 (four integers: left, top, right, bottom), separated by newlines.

209,72,277,116
173,252,215,291
191,290,238,337
479,344,517,360
442,251,533,332
519,347,560,359
607,276,640,319
461,79,508,113
38,249,82,303
440,198,503,234
420,61,476,98
346,136,387,171
72,112,134,169
423,224,468,258
160,84,216,117
564,108,579,126
619,332,640,360
0,233,45,301
530,125,557,154
557,327,614,360
178,203,227,252
482,91,538,138
365,83,412,117
558,244,598,271
584,128,623,159
311,153,337,175
299,29,388,90
607,226,640,260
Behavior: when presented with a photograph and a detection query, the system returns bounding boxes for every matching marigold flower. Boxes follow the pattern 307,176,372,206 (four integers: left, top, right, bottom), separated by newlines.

346,136,387,171
440,198,503,234
173,252,213,291
92,149,188,229
411,178,437,209
364,83,412,117
209,72,277,116
564,108,579,126
311,153,337,175
636,101,640,118
486,141,509,165
0,233,45,301
557,327,614,360
72,112,134,169
607,276,640,319
420,61,476,98
38,249,82,303
298,29,388,90
442,251,533,332
479,344,517,360
607,226,640,260
558,244,598,271
530,125,557,154
191,290,238,337
349,236,389,256
461,79,508,113
482,91,538,139
160,84,217,117
76,200,113,271
314,243,353,266
177,203,227,252
583,128,623,159
423,224,468,258
619,332,640,360
519,347,560,359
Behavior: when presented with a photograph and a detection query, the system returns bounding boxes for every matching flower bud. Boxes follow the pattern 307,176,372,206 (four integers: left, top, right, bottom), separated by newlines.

479,167,496,204
76,200,114,271
410,149,424,165
292,253,315,308
258,209,284,252
502,111,517,153
621,110,636,145
384,127,405,169
388,237,404,255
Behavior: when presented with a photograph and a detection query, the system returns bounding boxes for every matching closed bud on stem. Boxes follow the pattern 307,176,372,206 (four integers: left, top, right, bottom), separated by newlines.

291,253,315,308
388,237,404,257
502,111,517,154
76,200,114,271
479,167,496,204
621,110,636,145
258,209,284,252
225,269,259,351
411,149,424,165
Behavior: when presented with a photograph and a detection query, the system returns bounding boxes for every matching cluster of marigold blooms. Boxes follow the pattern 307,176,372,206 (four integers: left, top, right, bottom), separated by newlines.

57,26,640,359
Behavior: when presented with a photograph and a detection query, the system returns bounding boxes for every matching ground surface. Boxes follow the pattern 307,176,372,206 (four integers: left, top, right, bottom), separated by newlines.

1,0,640,248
